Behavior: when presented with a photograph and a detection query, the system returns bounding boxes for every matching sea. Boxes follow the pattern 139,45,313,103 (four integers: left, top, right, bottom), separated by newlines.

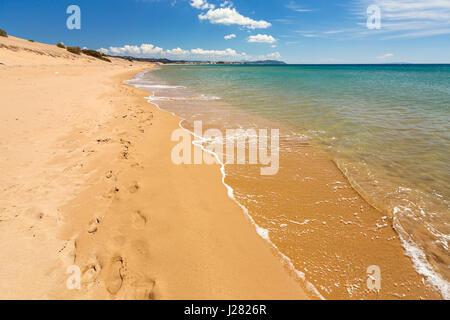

127,64,449,299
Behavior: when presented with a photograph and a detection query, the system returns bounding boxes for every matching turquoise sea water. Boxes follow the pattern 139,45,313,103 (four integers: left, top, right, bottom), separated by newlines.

133,64,450,298
154,64,449,196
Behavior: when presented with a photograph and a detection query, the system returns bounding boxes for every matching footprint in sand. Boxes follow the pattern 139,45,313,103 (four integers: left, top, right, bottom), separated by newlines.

34,211,44,220
82,256,102,284
120,138,132,146
58,238,77,265
120,141,131,160
135,280,156,300
129,181,140,194
139,115,153,124
105,256,124,295
87,218,100,234
96,138,111,144
123,279,156,300
131,239,150,258
132,210,147,229
103,186,119,199
130,162,144,170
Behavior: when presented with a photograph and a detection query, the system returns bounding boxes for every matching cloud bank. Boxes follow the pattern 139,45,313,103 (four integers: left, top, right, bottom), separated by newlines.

99,43,281,62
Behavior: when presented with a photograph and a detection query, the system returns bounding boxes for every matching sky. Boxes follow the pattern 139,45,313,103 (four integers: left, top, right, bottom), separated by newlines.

0,0,449,63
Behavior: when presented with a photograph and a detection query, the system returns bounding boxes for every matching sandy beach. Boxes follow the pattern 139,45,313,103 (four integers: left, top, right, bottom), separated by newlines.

0,36,308,299
2,0,449,304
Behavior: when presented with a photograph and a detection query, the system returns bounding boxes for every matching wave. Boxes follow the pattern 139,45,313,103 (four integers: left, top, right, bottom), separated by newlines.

337,159,450,299
394,206,449,299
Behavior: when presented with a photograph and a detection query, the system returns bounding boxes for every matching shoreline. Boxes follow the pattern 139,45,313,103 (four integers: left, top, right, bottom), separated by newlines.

143,85,323,299
136,66,444,299
0,36,308,299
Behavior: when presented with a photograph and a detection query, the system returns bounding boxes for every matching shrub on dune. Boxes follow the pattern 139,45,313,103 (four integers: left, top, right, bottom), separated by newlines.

56,43,65,48
82,49,111,62
66,46,82,55
0,28,7,37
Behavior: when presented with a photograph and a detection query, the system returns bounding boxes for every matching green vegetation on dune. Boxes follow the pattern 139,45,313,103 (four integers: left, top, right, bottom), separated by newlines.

66,46,82,55
0,28,7,37
63,45,110,62
82,49,111,62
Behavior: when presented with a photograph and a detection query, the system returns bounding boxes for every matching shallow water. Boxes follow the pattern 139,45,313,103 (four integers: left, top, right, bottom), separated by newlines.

128,64,449,299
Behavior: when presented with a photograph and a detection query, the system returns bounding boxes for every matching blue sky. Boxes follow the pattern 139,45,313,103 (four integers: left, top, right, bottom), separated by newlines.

1,0,449,63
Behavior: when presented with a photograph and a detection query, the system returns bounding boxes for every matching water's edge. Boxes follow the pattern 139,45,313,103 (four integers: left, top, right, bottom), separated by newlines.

127,67,448,299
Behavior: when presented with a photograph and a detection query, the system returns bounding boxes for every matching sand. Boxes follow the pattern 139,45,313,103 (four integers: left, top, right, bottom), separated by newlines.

0,36,308,299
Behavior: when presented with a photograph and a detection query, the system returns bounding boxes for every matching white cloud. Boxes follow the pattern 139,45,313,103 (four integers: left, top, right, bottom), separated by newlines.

198,7,271,29
323,29,347,34
140,44,164,55
286,1,313,12
109,45,141,55
224,34,236,40
107,44,165,56
248,34,277,43
377,53,394,59
295,30,318,38
384,28,450,39
166,47,189,57
190,0,214,10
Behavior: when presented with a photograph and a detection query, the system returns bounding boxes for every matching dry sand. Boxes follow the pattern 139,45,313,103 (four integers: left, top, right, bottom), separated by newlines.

0,36,308,299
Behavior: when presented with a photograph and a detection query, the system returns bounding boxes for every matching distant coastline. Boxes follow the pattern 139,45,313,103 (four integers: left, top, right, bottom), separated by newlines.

108,55,287,65
103,55,449,66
